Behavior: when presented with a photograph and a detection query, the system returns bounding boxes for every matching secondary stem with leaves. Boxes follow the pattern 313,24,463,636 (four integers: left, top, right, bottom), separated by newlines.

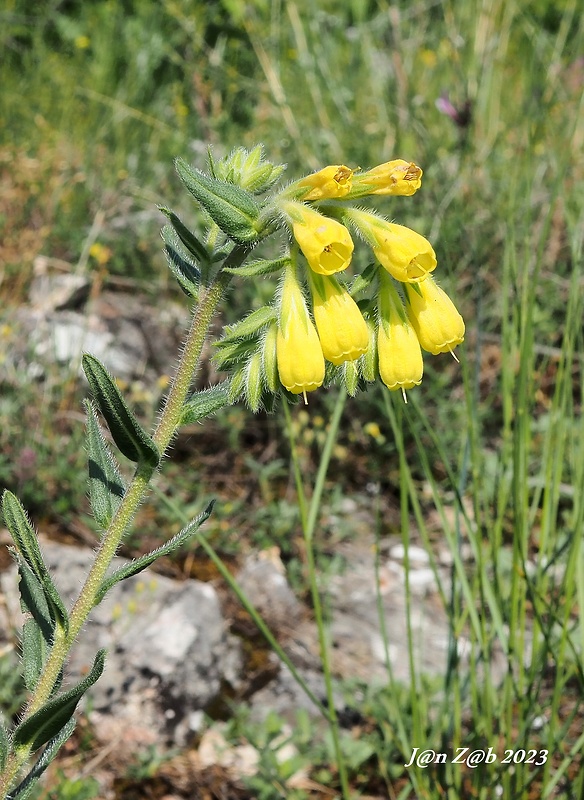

0,260,242,799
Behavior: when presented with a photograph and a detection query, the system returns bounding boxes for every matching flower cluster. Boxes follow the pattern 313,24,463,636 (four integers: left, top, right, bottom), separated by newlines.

177,147,464,409
266,160,464,403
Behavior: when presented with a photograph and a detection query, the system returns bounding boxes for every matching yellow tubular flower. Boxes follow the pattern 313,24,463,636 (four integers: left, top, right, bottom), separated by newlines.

405,276,465,355
377,275,423,391
351,159,423,197
277,262,325,395
282,201,354,275
346,209,436,282
308,272,369,365
293,165,353,201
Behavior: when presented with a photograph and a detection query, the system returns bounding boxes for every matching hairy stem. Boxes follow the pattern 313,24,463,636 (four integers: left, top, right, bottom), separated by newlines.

0,254,245,798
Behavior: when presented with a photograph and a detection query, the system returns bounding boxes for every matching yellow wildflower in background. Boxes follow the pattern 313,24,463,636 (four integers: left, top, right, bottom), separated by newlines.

405,276,465,355
377,275,423,391
308,272,369,365
350,159,423,197
346,209,436,282
282,201,354,275
276,261,325,396
293,165,354,201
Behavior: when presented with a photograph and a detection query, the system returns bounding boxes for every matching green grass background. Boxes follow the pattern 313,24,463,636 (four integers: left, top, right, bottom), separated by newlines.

1,0,583,797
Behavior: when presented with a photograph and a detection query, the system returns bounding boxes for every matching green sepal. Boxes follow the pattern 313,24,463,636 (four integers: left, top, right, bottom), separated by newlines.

13,649,105,752
244,351,264,412
2,492,68,635
228,365,247,403
0,713,8,772
180,382,231,426
159,206,209,265
94,503,214,605
82,355,160,468
22,617,48,691
211,144,286,194
223,256,289,277
7,719,76,800
175,158,260,244
261,323,279,393
212,338,258,371
84,400,126,530
343,360,360,396
349,262,378,297
361,316,378,382
161,224,200,299
221,306,277,343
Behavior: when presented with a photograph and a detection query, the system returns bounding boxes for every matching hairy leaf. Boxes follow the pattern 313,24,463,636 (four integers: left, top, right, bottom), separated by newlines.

175,158,260,244
84,400,126,529
13,650,105,751
180,383,231,426
22,617,48,691
161,225,200,299
223,256,289,277
2,492,68,634
95,502,214,604
220,306,277,343
159,207,209,264
7,718,76,800
82,355,160,468
16,560,53,643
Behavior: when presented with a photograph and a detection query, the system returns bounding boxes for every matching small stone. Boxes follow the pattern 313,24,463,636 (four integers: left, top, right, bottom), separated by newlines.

389,543,430,565
28,273,91,312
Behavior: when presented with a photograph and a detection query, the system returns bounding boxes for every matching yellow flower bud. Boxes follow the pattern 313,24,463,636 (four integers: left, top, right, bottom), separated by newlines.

277,262,325,395
377,277,423,391
346,209,436,282
308,272,369,365
405,276,465,355
294,165,353,201
350,159,423,197
281,201,354,275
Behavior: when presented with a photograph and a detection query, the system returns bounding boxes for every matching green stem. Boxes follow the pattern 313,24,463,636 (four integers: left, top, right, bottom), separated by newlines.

284,390,352,799
0,253,246,799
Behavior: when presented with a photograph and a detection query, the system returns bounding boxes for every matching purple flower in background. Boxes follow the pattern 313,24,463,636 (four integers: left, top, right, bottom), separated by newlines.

436,94,472,129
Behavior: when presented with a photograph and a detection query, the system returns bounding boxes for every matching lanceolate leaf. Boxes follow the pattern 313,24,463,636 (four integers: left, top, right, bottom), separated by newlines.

84,400,126,529
161,225,200,299
22,617,48,691
13,649,106,752
159,207,209,265
94,502,214,605
7,719,76,800
82,355,160,468
16,560,53,643
180,383,231,426
2,492,68,634
175,158,260,244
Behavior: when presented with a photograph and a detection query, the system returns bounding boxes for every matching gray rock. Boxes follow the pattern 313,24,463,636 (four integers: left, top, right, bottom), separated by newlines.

0,540,242,746
235,548,303,632
28,273,91,312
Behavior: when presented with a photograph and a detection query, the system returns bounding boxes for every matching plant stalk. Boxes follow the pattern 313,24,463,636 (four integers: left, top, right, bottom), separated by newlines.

0,255,244,799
